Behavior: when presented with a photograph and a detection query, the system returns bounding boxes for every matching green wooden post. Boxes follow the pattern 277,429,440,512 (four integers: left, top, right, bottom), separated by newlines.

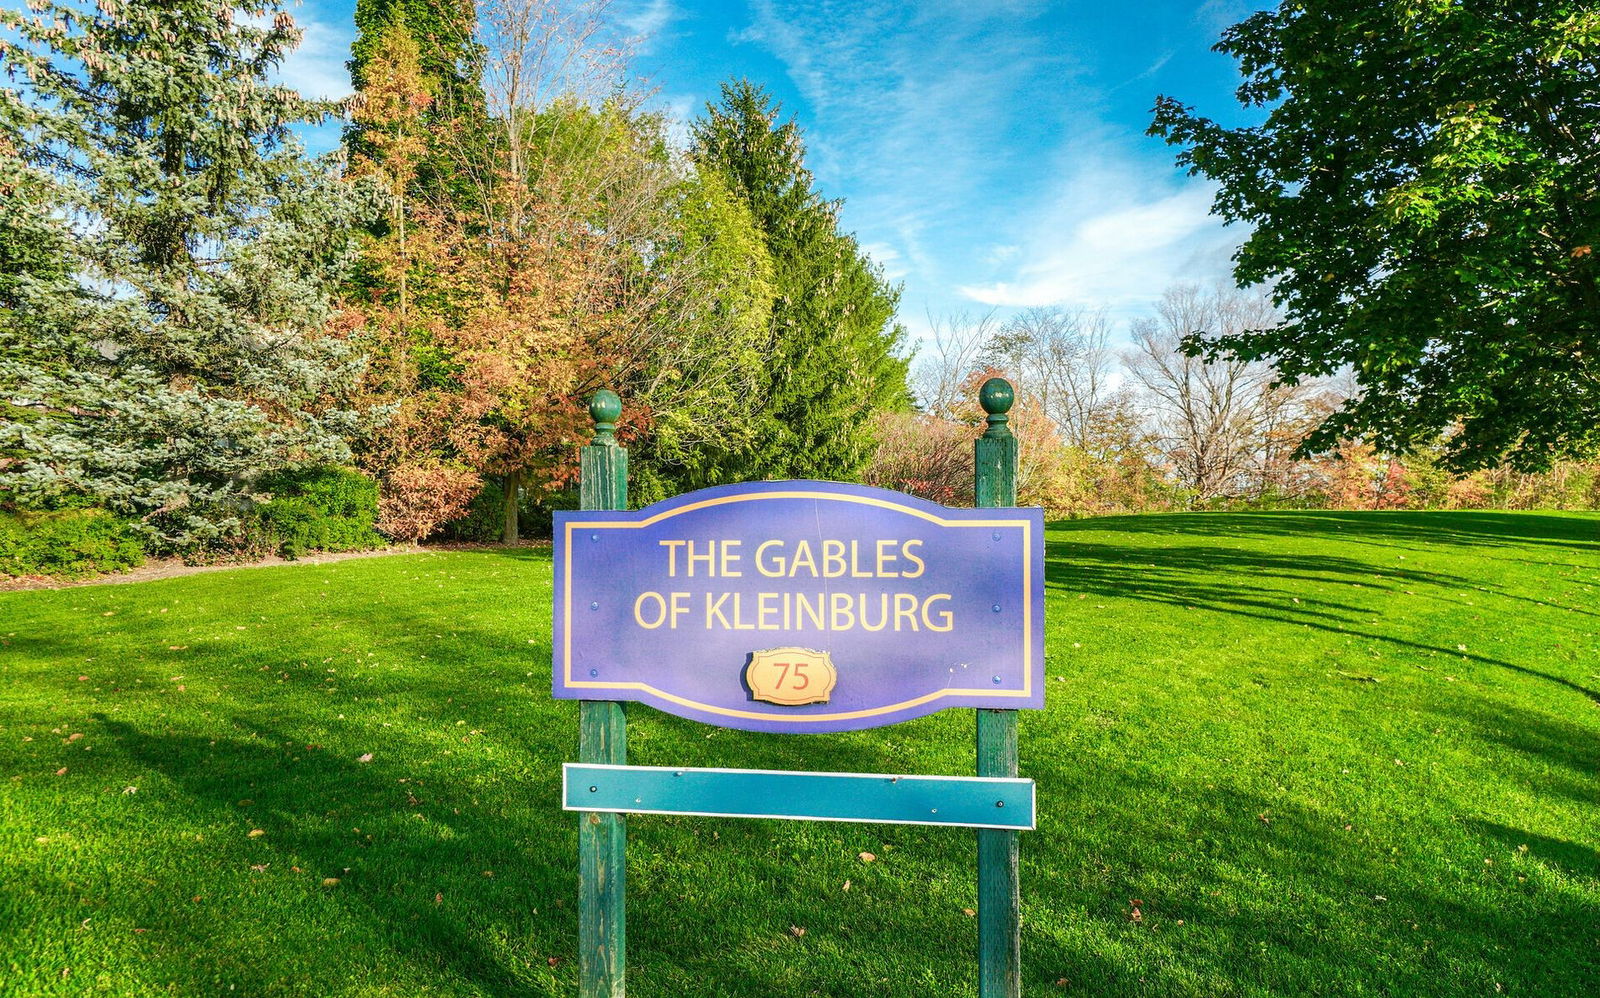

974,377,1021,998
579,390,628,998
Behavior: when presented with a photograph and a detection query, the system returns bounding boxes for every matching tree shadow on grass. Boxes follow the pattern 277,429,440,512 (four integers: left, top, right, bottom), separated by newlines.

1024,770,1600,997
1075,510,1600,552
1044,524,1600,707
1422,697,1600,807
1044,535,1462,624
83,713,575,997
1465,820,1599,880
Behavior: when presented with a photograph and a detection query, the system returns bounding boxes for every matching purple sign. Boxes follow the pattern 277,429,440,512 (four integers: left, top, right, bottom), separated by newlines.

552,481,1044,733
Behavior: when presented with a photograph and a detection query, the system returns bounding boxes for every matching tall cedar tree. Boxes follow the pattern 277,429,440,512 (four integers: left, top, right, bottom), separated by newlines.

346,0,484,206
0,1,373,546
692,81,909,482
1151,1,1600,471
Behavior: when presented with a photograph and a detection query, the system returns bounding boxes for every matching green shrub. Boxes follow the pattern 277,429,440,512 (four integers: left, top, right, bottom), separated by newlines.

439,478,505,543
0,508,146,578
247,466,384,559
439,478,568,543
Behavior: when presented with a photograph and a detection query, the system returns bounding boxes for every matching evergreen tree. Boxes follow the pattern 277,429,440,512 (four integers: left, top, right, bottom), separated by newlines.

346,0,484,203
0,81,75,451
350,0,480,100
692,80,910,483
0,1,375,546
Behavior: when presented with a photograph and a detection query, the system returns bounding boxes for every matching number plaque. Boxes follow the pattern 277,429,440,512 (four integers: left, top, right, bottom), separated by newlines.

745,647,837,705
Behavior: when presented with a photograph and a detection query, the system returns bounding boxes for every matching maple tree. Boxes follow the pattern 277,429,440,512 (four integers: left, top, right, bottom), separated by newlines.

347,11,774,540
1152,1,1600,470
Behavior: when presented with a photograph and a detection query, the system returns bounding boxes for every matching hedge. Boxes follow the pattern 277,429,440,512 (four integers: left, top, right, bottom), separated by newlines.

0,508,145,578
248,466,385,559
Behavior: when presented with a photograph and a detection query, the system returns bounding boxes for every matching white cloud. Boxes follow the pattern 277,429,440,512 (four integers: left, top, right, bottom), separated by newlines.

621,0,679,56
860,241,910,282
272,10,353,102
731,1,1075,301
957,155,1243,311
728,1,1248,330
658,91,696,151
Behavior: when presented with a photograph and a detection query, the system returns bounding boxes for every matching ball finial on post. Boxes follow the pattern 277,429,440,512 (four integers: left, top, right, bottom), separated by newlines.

979,377,1014,439
589,390,622,445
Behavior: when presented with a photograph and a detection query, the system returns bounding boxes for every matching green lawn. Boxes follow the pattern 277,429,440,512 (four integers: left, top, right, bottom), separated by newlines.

2,511,1597,997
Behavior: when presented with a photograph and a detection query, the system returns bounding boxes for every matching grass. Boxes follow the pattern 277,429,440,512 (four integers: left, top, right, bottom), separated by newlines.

1,510,1597,997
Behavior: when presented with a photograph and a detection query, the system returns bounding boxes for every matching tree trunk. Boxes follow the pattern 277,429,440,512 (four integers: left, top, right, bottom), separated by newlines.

502,469,520,545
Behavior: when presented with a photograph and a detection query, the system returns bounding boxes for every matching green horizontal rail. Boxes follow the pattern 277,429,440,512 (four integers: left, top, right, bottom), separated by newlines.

564,764,1035,830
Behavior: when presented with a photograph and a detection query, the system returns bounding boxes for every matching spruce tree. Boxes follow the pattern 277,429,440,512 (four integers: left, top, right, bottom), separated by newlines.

692,80,909,482
0,1,374,546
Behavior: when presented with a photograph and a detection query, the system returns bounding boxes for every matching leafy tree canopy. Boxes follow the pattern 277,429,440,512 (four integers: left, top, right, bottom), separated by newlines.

1152,1,1600,471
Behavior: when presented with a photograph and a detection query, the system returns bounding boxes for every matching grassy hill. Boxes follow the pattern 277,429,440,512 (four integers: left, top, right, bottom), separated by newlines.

2,511,1596,997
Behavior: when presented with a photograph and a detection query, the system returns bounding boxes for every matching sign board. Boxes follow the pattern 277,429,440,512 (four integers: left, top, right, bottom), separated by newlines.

565,763,1036,830
553,480,1044,732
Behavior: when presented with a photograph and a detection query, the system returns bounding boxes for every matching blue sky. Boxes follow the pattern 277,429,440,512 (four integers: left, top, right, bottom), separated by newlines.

279,0,1270,340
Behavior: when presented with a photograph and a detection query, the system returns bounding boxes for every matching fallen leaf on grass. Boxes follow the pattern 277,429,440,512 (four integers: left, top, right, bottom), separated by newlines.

840,880,850,892
857,851,876,863
248,829,265,838
547,957,561,967
962,908,976,917
67,733,83,742
55,767,68,776
788,925,806,938
322,878,340,887
356,753,373,763
250,864,269,873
